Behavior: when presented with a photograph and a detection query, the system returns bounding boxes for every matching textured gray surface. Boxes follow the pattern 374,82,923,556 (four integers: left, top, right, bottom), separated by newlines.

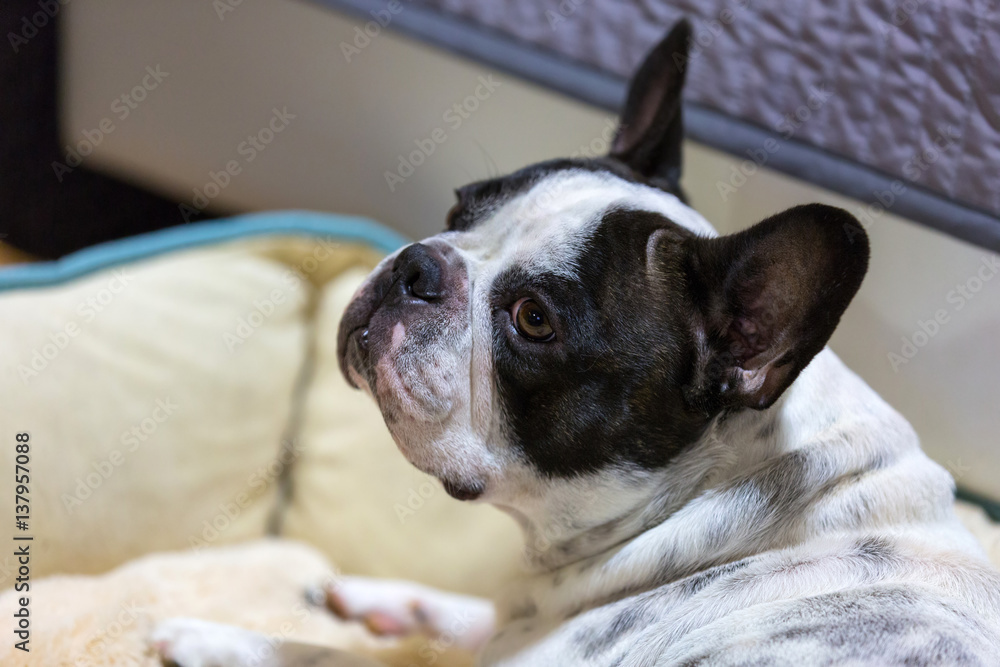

410,0,1000,220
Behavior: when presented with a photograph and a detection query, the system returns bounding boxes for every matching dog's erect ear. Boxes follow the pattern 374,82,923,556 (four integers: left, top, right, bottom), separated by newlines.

682,204,869,412
610,19,691,192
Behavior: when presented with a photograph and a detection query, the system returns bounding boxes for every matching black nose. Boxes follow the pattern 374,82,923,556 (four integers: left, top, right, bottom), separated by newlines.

392,243,445,302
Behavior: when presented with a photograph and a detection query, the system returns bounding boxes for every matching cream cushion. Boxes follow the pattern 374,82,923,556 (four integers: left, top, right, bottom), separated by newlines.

0,220,524,598
0,539,475,667
0,241,311,579
1,509,996,667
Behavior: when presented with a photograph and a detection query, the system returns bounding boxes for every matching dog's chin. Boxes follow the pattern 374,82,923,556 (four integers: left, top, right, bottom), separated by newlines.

428,468,486,502
385,433,488,502
441,478,485,501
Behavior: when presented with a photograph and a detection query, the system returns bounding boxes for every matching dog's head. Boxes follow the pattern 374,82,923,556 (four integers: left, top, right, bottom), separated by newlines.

338,21,869,550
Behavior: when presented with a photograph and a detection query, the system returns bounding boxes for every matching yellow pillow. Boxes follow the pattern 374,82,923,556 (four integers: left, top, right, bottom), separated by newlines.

0,219,523,599
0,241,310,579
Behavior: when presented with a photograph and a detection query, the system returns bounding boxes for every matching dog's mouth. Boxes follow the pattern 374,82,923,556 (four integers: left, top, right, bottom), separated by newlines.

337,311,374,390
337,265,396,388
339,325,371,389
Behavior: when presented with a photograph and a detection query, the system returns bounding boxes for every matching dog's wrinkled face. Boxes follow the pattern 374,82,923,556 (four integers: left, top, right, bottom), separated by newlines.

338,22,869,525
339,164,714,500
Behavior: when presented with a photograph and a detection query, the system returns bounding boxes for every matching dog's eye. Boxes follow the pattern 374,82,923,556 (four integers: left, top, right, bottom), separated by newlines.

512,298,555,342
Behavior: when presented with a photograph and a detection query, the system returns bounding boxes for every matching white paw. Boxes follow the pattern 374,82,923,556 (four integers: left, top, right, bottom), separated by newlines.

150,618,276,667
324,576,495,650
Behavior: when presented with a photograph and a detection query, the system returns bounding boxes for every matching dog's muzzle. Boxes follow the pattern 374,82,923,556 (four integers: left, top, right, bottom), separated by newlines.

337,242,450,388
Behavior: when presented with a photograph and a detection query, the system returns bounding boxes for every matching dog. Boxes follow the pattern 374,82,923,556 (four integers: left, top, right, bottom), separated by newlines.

152,20,1000,666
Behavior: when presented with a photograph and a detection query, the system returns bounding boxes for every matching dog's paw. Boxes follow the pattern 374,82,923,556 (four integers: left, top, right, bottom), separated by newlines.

150,618,275,667
324,577,426,637
323,576,494,649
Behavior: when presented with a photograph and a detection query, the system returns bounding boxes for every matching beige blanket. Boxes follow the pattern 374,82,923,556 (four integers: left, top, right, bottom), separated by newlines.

2,501,998,667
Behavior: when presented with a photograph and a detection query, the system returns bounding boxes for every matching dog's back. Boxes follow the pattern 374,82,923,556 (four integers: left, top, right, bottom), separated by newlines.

483,351,1000,666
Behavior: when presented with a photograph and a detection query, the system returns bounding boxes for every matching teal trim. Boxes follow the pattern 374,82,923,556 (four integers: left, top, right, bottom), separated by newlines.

0,211,410,292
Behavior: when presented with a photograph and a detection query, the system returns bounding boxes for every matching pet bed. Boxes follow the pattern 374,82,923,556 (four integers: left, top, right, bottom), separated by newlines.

0,211,997,666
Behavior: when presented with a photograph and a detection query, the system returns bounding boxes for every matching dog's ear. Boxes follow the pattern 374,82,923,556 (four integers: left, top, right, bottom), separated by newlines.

682,204,869,411
609,19,691,192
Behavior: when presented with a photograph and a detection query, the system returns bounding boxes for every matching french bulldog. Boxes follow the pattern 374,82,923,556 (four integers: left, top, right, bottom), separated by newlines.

153,19,1000,667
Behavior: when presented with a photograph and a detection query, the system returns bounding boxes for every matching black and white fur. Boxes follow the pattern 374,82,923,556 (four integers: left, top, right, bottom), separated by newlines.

153,21,1000,666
